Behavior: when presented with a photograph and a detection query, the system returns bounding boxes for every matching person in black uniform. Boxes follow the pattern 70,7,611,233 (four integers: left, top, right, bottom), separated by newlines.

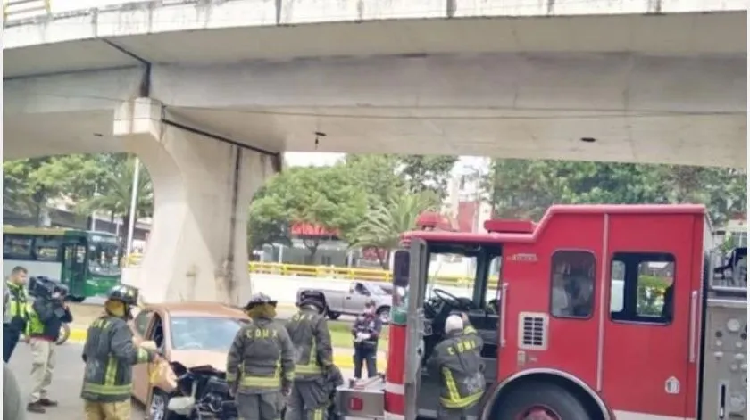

350,300,383,379
426,315,485,420
285,290,334,420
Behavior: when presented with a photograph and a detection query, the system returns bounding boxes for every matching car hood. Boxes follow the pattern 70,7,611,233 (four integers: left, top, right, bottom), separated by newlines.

169,350,227,372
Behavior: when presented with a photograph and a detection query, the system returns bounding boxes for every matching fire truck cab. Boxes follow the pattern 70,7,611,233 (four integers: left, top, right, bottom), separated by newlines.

336,204,747,420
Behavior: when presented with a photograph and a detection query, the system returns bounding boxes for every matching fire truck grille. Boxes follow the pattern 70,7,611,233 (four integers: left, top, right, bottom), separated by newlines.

518,313,548,350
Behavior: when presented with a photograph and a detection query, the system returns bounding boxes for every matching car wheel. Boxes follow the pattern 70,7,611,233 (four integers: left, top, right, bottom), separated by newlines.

56,324,71,345
494,382,593,420
150,389,182,420
377,307,391,324
327,310,341,320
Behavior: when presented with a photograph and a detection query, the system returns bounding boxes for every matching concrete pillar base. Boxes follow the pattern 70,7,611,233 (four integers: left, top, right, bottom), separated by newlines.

114,98,278,306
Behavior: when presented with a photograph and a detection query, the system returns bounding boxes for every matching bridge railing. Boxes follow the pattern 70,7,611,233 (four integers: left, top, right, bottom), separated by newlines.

3,0,50,22
123,252,476,286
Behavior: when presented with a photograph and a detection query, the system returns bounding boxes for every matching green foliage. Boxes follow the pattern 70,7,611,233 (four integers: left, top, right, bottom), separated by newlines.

71,154,153,220
344,155,405,205
247,185,292,250
4,153,154,244
486,159,746,224
3,155,100,223
393,155,458,200
352,192,437,267
248,166,368,257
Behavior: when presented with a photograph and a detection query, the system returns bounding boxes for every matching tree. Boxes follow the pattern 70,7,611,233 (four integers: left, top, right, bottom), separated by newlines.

71,154,153,248
351,192,437,268
3,155,96,225
393,155,458,200
344,154,405,206
248,165,368,259
247,185,291,251
484,159,746,224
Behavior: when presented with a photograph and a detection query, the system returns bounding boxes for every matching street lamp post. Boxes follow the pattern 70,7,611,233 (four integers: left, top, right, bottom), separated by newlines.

126,158,141,256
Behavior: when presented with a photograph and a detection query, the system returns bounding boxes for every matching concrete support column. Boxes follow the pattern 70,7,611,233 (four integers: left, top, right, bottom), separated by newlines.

114,98,277,306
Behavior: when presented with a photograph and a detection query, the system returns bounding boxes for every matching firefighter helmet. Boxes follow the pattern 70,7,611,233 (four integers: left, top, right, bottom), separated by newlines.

106,284,139,306
244,292,278,310
297,290,327,313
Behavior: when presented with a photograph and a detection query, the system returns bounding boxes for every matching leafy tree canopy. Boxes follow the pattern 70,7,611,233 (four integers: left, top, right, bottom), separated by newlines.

485,159,746,225
247,165,368,257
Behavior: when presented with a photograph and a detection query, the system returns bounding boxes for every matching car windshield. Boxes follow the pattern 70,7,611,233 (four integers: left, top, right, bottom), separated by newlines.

87,237,121,276
170,317,247,351
366,284,388,295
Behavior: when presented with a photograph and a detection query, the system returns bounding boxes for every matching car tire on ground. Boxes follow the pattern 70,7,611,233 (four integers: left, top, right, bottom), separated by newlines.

56,324,71,345
494,382,593,420
150,389,183,420
327,310,341,320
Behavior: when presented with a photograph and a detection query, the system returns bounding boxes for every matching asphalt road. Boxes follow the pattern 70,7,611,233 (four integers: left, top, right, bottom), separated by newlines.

8,342,357,420
7,341,146,419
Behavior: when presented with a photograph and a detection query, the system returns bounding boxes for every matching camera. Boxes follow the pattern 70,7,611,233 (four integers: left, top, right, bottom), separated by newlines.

28,276,69,300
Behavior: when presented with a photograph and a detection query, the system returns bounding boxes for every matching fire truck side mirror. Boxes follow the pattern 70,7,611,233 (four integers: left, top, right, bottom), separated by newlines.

393,250,410,287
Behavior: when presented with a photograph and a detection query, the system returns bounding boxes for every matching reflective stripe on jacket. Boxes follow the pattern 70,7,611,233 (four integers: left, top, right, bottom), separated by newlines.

27,298,72,339
285,308,333,380
226,317,296,393
427,331,486,409
4,282,28,331
80,316,154,402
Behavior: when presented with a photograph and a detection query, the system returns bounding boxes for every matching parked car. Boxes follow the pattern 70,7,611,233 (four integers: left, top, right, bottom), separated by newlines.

297,281,393,323
130,301,249,420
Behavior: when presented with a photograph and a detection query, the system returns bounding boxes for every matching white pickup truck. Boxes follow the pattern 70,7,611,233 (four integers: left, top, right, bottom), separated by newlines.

296,281,393,322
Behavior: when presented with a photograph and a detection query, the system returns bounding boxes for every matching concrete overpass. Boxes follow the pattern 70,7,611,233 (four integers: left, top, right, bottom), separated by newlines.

4,0,746,304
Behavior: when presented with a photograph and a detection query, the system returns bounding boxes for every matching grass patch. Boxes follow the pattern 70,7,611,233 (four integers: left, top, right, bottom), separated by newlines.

329,320,389,349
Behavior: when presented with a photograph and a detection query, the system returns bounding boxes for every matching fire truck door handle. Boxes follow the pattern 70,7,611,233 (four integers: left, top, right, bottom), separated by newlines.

688,290,698,363
499,284,508,348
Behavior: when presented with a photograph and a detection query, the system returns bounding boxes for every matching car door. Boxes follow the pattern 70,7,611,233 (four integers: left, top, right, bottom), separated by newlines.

345,282,371,313
131,309,155,403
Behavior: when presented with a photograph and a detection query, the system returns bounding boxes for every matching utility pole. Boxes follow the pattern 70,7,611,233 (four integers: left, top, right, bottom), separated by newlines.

126,158,141,256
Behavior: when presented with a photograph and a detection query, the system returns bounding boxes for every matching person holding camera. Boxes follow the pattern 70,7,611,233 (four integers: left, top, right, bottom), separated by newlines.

25,282,72,413
351,300,383,379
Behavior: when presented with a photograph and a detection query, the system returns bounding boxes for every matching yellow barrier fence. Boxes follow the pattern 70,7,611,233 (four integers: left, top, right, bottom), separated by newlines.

123,254,484,287
247,261,482,287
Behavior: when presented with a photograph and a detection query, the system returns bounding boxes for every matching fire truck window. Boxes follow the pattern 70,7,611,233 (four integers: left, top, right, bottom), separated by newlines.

636,260,675,318
550,250,596,319
609,252,675,324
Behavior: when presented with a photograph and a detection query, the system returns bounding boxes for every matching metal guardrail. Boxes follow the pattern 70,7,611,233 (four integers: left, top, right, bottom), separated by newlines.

124,253,477,286
3,0,50,21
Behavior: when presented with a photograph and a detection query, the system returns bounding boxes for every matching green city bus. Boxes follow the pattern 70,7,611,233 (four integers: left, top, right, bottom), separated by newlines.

2,226,122,301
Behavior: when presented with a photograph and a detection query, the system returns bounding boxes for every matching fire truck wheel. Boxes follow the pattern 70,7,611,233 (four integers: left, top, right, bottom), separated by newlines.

495,382,592,420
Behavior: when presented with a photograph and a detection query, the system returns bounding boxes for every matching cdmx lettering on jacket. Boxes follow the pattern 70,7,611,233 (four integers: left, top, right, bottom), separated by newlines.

246,328,279,339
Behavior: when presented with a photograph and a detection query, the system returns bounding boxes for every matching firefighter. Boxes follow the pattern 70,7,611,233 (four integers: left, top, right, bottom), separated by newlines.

426,315,486,420
227,293,295,420
3,266,30,363
80,285,159,420
458,312,484,353
285,290,334,420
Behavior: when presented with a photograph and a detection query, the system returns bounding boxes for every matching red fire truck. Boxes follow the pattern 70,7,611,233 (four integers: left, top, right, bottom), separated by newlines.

336,204,747,420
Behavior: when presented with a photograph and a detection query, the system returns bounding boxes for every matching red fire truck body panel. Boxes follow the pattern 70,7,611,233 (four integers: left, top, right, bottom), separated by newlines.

385,204,709,420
